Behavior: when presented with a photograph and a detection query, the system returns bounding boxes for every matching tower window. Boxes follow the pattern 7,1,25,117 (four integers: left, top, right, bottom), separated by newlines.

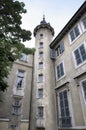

39,42,43,48
38,74,43,82
16,70,25,89
39,62,43,69
38,106,44,118
38,88,43,98
40,34,43,39
39,52,43,58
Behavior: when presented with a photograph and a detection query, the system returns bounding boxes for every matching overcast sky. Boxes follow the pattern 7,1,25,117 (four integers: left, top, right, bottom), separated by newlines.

19,0,85,48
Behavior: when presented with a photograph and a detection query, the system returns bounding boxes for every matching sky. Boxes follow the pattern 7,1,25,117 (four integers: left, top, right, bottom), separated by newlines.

19,0,85,48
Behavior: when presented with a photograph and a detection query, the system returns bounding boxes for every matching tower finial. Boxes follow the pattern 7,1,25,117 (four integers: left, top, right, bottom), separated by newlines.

43,14,45,21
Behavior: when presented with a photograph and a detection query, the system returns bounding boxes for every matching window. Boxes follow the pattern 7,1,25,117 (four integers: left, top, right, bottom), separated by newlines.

70,25,80,42
38,88,43,98
58,90,71,127
56,42,64,56
73,43,86,66
13,99,21,107
38,74,43,82
56,62,64,80
20,53,27,61
81,79,86,102
11,106,18,115
82,16,86,30
40,34,43,39
16,70,25,89
39,52,43,58
38,107,44,118
39,62,43,69
39,42,43,48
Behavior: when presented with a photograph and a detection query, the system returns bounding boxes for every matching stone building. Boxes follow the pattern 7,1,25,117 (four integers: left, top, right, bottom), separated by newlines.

0,1,86,130
0,54,34,130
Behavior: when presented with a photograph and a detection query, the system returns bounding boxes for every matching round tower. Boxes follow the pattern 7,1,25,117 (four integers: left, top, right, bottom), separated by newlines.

30,16,57,130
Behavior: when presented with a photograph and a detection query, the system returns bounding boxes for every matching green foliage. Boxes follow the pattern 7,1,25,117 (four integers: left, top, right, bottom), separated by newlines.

0,0,34,92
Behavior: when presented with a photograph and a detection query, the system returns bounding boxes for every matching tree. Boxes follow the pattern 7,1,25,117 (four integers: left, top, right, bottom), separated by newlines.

0,0,34,91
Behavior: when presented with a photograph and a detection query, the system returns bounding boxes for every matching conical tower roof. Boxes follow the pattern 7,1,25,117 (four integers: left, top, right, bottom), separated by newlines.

34,16,54,36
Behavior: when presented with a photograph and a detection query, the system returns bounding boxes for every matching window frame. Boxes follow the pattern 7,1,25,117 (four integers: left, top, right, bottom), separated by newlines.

69,24,81,44
81,15,86,32
56,61,65,81
39,62,43,69
39,51,43,59
37,106,44,119
57,89,72,128
38,88,43,98
38,74,43,83
56,41,64,57
20,53,27,62
16,70,25,89
72,42,86,68
80,79,86,105
39,42,43,48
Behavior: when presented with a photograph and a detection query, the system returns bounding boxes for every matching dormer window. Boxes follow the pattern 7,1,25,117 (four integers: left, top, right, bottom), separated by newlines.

20,53,27,62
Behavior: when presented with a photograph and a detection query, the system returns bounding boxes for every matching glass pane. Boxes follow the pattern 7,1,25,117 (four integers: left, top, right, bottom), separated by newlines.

39,74,43,82
60,63,64,76
79,44,86,62
38,89,43,98
57,66,60,79
39,62,43,69
82,16,86,29
20,53,27,61
16,77,23,88
70,30,75,41
74,25,80,37
64,90,67,99
82,80,86,100
74,49,82,65
60,42,64,53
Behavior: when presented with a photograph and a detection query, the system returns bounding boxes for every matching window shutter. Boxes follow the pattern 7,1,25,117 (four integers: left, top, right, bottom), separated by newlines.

50,49,56,59
60,42,64,53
